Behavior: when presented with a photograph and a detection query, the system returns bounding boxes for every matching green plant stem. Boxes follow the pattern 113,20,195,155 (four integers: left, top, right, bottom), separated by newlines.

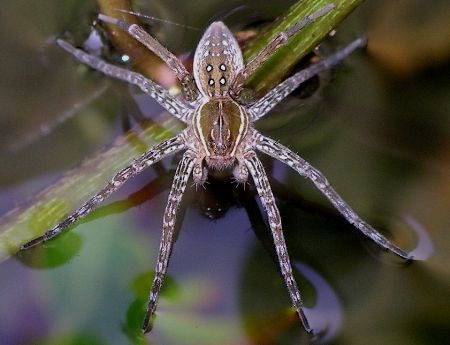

0,0,363,261
243,0,364,95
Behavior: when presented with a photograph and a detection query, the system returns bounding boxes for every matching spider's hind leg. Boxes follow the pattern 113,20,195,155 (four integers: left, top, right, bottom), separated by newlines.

248,37,367,122
230,4,334,96
56,39,192,122
98,14,199,102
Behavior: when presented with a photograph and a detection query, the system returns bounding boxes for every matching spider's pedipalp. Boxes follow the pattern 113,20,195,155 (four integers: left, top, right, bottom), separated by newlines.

232,160,249,184
254,131,412,260
142,151,195,333
20,133,186,251
244,150,312,333
248,37,366,122
56,39,193,122
192,160,208,185
98,14,199,101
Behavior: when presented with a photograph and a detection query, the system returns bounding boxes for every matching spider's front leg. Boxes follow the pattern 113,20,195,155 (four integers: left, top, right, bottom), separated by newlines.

254,131,413,260
142,150,195,333
243,150,312,333
20,133,186,251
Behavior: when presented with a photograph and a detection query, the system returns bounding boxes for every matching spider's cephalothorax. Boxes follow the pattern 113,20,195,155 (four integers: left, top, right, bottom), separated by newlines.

21,4,413,336
193,98,248,170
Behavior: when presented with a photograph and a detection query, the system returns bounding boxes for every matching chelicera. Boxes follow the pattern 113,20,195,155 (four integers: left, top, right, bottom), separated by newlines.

20,4,413,334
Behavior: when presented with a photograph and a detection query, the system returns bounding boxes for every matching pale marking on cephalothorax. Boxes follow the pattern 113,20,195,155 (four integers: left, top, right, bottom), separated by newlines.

193,97,248,159
195,101,211,157
218,101,224,136
230,103,247,156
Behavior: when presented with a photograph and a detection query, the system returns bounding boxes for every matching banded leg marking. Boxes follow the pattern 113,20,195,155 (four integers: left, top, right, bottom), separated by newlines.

244,151,312,333
56,39,193,122
98,14,199,102
142,151,195,332
254,132,412,260
21,134,186,250
249,37,366,121
231,4,334,95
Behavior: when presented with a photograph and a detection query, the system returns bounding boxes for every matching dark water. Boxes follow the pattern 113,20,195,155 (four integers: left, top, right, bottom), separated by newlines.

0,1,449,344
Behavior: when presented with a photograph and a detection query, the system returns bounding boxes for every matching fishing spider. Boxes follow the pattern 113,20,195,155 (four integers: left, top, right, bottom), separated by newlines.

21,4,412,334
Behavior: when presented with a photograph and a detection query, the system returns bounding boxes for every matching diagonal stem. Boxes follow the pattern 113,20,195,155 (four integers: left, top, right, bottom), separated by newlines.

21,133,186,250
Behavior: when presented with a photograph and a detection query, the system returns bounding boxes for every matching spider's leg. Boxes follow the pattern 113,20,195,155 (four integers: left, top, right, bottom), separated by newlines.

254,131,412,260
142,151,195,333
56,39,193,123
98,14,199,102
248,37,366,122
20,133,186,251
244,150,312,333
231,4,334,95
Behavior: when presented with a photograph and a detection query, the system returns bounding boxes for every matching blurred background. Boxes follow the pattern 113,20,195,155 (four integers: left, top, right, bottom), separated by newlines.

0,0,449,344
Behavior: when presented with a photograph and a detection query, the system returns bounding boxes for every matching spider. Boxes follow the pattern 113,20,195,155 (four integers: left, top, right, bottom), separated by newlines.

20,4,413,335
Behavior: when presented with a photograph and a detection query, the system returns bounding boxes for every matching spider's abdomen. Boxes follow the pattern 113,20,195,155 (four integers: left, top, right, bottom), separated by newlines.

193,21,243,98
193,98,248,169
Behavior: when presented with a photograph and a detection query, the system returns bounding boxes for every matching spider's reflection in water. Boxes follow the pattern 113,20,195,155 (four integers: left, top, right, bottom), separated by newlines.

81,156,344,341
187,167,343,342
